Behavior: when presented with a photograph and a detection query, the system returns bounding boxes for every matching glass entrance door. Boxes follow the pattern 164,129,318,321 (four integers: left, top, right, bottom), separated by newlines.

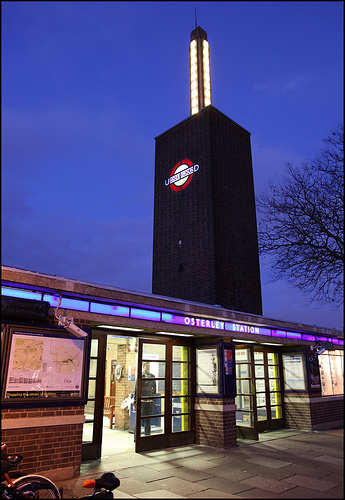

255,349,285,432
135,339,194,452
82,333,107,460
235,346,285,440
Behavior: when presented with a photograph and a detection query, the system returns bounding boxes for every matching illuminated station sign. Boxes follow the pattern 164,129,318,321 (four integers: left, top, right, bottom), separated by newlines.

165,159,199,191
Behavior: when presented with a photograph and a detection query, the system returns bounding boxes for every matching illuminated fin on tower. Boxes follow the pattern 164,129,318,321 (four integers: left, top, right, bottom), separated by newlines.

189,26,212,115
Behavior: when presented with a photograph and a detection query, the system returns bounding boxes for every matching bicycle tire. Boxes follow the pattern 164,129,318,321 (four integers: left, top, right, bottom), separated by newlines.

11,474,61,499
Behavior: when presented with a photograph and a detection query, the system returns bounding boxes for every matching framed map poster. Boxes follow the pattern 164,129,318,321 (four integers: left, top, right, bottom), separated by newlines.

282,353,306,391
196,346,220,394
1,324,90,407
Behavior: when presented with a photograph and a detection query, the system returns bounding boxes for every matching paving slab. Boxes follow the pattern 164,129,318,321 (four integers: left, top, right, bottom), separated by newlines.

146,462,183,471
278,485,341,498
225,462,302,481
194,477,255,495
281,474,338,492
143,476,208,496
239,475,296,494
114,491,136,498
245,456,293,468
321,472,344,484
313,455,343,466
280,463,332,479
188,488,238,498
115,465,173,482
207,464,257,481
168,457,220,471
236,487,287,498
166,466,214,482
134,490,186,498
116,477,162,495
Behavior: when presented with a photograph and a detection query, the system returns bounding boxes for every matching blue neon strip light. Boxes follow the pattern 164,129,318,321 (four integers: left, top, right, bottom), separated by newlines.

131,308,161,321
43,294,90,312
90,302,130,317
271,330,287,338
2,287,42,301
302,334,316,341
286,331,302,339
1,285,343,346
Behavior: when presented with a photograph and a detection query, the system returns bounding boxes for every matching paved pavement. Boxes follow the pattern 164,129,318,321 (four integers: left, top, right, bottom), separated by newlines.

57,428,343,498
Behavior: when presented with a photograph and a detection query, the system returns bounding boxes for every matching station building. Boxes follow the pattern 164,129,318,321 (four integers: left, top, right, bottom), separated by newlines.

1,26,343,482
1,265,343,480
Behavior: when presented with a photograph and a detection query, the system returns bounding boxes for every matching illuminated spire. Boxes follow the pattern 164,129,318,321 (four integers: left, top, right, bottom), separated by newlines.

189,26,212,115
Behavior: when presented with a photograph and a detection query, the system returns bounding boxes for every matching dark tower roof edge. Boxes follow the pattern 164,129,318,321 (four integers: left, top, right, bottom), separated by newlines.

190,26,208,41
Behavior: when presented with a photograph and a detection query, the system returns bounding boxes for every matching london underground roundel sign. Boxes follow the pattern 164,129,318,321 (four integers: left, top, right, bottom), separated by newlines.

165,159,199,191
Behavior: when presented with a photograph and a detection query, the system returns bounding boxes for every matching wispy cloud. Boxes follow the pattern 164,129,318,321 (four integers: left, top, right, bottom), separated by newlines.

253,75,308,97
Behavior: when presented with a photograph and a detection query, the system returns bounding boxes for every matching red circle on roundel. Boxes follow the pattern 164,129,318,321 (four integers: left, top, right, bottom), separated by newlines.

169,159,194,191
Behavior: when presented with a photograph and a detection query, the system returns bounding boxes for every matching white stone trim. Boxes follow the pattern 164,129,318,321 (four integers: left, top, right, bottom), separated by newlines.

284,395,343,404
2,414,85,430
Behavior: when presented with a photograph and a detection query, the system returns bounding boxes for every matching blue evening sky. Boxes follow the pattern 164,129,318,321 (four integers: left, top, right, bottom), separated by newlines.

2,1,343,330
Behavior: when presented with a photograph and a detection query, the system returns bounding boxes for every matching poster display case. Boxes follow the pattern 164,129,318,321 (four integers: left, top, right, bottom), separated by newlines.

196,342,236,397
1,324,90,407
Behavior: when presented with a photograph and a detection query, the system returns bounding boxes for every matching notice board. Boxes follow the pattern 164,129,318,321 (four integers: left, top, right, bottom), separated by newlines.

1,324,90,407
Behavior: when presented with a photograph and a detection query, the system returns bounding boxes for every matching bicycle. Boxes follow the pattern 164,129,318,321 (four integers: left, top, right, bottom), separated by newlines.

1,444,120,499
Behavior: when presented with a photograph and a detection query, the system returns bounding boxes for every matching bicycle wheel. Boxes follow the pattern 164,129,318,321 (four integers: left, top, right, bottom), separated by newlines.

12,474,61,499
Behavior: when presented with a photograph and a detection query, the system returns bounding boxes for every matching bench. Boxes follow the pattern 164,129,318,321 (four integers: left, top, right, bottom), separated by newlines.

104,396,116,429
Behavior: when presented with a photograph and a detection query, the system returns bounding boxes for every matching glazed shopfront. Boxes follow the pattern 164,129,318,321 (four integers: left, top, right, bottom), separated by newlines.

1,266,343,481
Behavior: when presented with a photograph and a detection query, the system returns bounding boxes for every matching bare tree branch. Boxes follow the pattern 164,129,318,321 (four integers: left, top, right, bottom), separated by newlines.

257,124,344,308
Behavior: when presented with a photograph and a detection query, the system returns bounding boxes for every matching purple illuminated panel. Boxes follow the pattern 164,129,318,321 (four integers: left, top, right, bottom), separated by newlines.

272,330,287,338
302,334,316,341
44,294,89,312
286,331,302,339
2,287,42,301
316,336,329,342
162,313,225,330
225,323,271,336
90,302,129,317
130,308,161,321
162,313,185,325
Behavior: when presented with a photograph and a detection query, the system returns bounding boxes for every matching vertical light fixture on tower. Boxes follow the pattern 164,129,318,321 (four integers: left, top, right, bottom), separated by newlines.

189,26,212,115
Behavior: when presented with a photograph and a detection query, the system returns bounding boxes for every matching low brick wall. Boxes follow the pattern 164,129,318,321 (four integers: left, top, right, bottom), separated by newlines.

284,394,344,431
1,406,84,480
195,398,237,448
310,395,344,430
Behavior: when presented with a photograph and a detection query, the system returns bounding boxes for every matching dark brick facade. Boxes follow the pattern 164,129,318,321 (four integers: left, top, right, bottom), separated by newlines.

152,105,262,315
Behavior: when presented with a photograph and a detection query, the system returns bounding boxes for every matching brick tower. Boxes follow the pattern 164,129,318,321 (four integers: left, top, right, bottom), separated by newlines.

152,26,262,315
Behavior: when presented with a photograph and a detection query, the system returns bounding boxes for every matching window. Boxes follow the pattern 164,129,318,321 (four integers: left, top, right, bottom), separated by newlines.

319,350,344,395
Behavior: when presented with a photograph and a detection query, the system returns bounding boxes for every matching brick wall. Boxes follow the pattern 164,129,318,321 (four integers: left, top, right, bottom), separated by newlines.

1,406,84,480
284,393,344,431
284,394,312,430
310,396,344,430
195,397,237,448
152,105,262,314
114,345,136,429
